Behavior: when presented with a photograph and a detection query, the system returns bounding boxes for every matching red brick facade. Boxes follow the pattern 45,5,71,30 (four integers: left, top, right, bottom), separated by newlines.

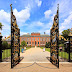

20,33,50,47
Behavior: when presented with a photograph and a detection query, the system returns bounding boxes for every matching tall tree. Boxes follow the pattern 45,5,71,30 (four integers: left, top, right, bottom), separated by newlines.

62,29,70,40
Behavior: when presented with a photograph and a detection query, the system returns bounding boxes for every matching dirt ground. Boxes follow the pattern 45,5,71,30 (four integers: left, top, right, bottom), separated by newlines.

0,62,72,72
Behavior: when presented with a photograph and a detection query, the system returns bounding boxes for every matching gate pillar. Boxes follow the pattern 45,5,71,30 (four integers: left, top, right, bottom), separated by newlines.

0,36,2,62
68,36,72,62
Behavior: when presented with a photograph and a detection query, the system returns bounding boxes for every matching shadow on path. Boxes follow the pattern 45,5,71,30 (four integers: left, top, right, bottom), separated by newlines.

46,57,50,61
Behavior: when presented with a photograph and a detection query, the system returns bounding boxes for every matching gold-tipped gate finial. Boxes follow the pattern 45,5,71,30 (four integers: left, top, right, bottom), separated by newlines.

10,4,12,7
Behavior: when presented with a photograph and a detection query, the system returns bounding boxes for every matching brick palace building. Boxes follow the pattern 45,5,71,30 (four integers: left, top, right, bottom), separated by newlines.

4,28,72,46
20,32,50,47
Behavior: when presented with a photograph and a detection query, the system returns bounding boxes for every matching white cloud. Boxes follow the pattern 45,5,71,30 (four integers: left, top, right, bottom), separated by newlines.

35,0,42,7
14,1,16,3
60,11,72,33
27,21,44,29
59,26,65,34
38,29,50,35
51,0,72,19
20,32,27,35
0,7,30,25
13,8,30,23
35,21,44,26
20,0,42,11
23,21,44,33
38,1,42,7
18,23,28,27
45,30,50,34
1,22,10,37
43,0,72,34
44,10,52,19
37,22,52,35
62,12,72,25
2,23,10,30
0,7,30,37
0,10,10,23
51,14,55,21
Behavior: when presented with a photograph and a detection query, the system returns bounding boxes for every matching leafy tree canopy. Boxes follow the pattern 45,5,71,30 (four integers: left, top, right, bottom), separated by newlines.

21,41,27,48
2,41,8,49
45,42,50,48
62,29,70,40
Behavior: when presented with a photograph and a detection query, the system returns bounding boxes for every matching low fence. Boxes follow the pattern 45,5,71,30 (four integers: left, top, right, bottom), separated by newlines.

1,46,71,62
59,45,69,62
2,48,11,62
2,47,22,62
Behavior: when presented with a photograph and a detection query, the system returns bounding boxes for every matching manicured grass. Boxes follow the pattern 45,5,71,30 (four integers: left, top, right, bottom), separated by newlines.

40,47,69,59
20,47,31,52
2,46,31,59
59,51,69,59
2,49,11,59
26,47,31,50
59,47,69,59
40,47,50,52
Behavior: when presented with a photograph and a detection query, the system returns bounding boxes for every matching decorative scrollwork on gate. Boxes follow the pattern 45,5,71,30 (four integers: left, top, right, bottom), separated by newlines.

10,4,20,68
50,4,59,68
68,29,72,62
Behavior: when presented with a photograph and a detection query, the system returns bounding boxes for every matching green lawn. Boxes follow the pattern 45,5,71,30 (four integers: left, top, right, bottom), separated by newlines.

2,49,11,59
2,47,31,59
40,47,69,59
40,47,50,52
2,47,69,60
59,51,69,59
26,47,31,50
20,46,31,52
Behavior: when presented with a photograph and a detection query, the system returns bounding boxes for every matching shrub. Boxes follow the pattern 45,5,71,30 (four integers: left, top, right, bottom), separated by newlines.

2,41,8,49
20,45,22,47
37,46,39,47
21,41,27,48
59,44,64,47
8,44,11,48
59,40,65,44
45,42,50,48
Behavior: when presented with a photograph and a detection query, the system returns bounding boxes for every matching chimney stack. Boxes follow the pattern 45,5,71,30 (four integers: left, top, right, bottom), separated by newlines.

44,32,45,34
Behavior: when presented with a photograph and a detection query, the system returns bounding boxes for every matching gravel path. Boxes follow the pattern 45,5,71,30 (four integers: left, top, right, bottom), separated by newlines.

0,63,72,72
1,47,72,72
20,47,50,62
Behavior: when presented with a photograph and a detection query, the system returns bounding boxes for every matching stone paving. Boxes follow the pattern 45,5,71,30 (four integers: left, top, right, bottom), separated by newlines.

20,47,50,62
0,47,72,72
0,62,72,72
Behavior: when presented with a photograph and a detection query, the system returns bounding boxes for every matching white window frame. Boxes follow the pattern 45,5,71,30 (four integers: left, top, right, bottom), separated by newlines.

40,38,42,41
35,38,36,41
32,38,34,41
38,38,39,41
43,38,45,41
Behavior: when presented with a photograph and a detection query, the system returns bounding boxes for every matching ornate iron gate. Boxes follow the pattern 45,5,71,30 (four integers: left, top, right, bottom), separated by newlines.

69,36,72,62
10,4,20,68
50,4,59,68
0,36,2,62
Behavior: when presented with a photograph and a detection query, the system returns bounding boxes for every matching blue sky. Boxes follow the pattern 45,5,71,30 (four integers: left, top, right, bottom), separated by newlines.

0,0,72,38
